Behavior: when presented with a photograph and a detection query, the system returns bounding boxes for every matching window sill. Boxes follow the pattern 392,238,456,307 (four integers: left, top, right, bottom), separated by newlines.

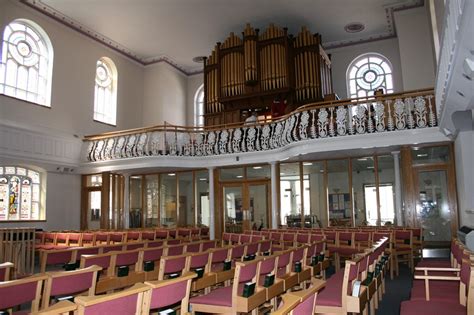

93,119,117,127
0,220,47,223
0,93,51,109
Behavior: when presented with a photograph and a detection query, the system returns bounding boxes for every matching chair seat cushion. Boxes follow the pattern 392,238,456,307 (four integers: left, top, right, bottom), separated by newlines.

400,300,465,315
410,281,459,302
315,269,344,307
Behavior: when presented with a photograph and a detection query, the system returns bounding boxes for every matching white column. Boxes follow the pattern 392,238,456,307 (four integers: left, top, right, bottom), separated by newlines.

270,161,279,229
123,173,130,229
208,167,216,240
392,151,403,226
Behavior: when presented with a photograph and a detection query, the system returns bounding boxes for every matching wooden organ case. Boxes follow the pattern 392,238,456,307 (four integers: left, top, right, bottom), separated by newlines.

203,24,333,126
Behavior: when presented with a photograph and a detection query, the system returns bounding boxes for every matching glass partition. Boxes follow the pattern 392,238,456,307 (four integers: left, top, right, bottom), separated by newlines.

248,183,268,230
196,170,210,227
129,176,143,228
160,173,177,227
327,159,351,226
377,155,395,225
303,162,325,227
412,146,450,165
280,162,301,226
352,157,376,226
178,172,194,226
247,165,271,179
224,185,243,233
144,175,159,227
220,167,244,181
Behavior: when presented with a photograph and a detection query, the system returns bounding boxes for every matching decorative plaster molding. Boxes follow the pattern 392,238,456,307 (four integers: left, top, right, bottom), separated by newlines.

20,0,423,75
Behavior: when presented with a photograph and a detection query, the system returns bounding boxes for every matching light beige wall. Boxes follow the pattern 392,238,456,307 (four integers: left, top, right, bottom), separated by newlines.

0,0,144,137
186,73,204,126
395,6,436,90
327,38,404,98
143,63,187,126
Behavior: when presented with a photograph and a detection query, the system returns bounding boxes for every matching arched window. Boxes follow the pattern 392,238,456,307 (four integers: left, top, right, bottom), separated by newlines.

94,57,117,125
194,84,204,127
0,19,54,106
346,53,393,98
0,166,45,221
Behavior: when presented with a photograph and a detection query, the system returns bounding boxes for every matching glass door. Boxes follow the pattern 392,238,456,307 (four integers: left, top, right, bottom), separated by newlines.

248,183,269,230
223,185,244,233
415,169,454,243
223,182,270,233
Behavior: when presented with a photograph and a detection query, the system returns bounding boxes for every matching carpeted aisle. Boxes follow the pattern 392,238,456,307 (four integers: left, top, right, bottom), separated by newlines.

376,264,413,315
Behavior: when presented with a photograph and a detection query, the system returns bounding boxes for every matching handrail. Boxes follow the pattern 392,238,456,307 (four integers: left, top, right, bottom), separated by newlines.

82,89,437,162
84,88,434,141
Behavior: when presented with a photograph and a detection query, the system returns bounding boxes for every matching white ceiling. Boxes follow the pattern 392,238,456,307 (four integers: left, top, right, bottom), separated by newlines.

23,0,424,74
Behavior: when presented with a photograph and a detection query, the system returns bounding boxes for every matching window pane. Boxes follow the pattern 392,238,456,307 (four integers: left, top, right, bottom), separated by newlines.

302,161,325,227
280,162,301,226
327,159,351,227
352,157,376,226
178,172,194,226
412,146,450,165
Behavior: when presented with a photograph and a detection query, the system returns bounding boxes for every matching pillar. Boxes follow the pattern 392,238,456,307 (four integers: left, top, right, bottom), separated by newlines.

270,162,279,229
392,151,403,226
208,167,216,240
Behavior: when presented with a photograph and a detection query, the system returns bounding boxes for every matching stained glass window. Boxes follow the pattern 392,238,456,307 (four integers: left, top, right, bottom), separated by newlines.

0,166,43,221
94,57,117,125
194,84,204,127
346,53,393,99
0,19,53,106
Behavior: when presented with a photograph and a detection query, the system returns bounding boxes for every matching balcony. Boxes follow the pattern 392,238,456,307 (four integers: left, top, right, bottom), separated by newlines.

82,89,440,166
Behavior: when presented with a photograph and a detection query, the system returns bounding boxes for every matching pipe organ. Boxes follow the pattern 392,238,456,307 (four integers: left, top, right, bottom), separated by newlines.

203,24,333,126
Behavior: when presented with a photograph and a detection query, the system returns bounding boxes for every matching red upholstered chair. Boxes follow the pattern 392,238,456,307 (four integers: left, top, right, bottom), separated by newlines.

142,247,165,281
271,232,283,247
0,274,47,313
245,242,259,258
262,231,271,239
274,280,326,315
354,231,371,251
222,232,232,246
101,244,124,253
67,233,82,247
394,229,414,275
400,260,474,315
125,242,145,251
230,233,241,245
240,234,251,244
126,231,140,242
185,242,202,253
74,283,150,315
169,229,178,239
191,228,201,240
230,244,246,265
141,231,155,241
178,228,192,240
75,247,100,264
291,246,312,286
276,249,298,291
314,255,368,314
251,235,264,242
167,244,185,256
55,233,70,247
296,233,310,245
208,247,233,284
167,239,182,245
201,240,217,251
41,265,102,309
147,240,164,248
158,254,189,280
189,259,266,314
80,233,95,247
282,233,296,248
94,232,109,245
39,248,75,273
259,240,272,255
200,227,210,239
186,252,214,292
109,232,125,244
310,233,325,243
155,230,169,239
144,272,197,314
0,262,13,281
256,255,283,309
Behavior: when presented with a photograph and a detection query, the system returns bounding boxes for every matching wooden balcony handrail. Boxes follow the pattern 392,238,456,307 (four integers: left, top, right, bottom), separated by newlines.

83,88,434,141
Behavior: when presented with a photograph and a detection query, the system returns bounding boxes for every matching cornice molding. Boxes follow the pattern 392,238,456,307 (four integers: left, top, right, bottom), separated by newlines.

20,0,423,76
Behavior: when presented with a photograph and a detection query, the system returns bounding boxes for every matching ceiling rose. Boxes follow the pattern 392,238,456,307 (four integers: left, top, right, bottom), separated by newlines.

344,22,365,33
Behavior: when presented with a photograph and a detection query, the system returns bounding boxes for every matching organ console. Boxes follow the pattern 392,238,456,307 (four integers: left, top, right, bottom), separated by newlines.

203,23,333,126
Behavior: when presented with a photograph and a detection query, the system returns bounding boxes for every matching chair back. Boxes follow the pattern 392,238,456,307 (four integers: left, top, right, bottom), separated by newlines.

185,242,202,253
245,242,259,256
145,273,196,313
291,291,317,315
75,283,149,315
0,262,13,281
240,234,251,244
187,252,210,271
159,255,188,280
42,265,102,309
231,244,246,261
143,247,164,263
0,274,47,312
201,240,216,251
142,231,155,241
167,244,185,256
102,244,123,253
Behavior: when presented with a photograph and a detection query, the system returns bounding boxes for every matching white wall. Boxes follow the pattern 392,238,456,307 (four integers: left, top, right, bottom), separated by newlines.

327,38,404,98
0,0,144,137
143,63,187,126
186,73,204,126
395,6,436,91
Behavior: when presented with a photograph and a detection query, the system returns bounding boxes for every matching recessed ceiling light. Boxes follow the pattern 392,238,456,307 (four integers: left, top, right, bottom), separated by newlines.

192,56,206,63
168,173,176,176
344,22,365,33
367,166,375,169
357,158,368,161
253,166,263,169
236,175,243,178
417,154,428,157
199,178,207,181
303,162,313,166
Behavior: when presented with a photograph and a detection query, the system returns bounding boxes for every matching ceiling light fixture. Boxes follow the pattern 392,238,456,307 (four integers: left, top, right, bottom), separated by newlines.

417,154,428,157
168,173,176,176
253,166,263,169
303,162,313,166
236,175,243,178
344,22,365,33
199,178,207,181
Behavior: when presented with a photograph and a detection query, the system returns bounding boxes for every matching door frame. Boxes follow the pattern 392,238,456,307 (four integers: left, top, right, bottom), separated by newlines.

220,180,271,233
